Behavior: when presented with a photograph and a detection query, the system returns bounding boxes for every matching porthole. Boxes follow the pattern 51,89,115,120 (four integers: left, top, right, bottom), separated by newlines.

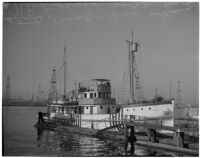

133,109,135,111
86,107,88,109
141,108,143,110
127,109,129,112
149,107,151,110
100,106,103,109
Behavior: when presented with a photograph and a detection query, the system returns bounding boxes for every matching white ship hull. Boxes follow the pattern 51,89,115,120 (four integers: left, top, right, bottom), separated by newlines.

49,101,174,130
122,101,174,118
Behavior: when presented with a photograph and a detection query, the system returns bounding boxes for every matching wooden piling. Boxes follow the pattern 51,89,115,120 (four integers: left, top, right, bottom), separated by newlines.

177,130,184,147
124,125,136,153
148,128,158,143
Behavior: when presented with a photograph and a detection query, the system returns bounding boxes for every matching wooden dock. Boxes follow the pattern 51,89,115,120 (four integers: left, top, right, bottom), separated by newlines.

35,113,199,156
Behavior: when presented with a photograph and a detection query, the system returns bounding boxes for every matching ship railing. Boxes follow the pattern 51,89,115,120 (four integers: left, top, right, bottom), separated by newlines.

123,114,169,126
124,114,199,136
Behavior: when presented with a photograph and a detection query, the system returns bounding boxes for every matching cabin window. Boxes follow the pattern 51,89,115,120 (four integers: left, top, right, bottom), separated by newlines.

100,106,103,109
105,93,107,98
94,93,96,98
127,109,129,111
90,93,93,98
99,92,101,98
149,107,151,110
102,93,105,98
141,108,143,110
86,107,88,109
84,93,87,98
133,109,135,111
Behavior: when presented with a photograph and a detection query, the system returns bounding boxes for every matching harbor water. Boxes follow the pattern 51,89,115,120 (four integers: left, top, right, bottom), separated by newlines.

3,106,186,156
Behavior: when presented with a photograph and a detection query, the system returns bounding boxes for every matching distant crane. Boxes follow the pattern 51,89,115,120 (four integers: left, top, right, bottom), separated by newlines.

176,80,182,107
5,75,11,103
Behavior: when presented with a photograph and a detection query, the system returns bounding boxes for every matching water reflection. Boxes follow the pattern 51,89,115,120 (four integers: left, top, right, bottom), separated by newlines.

36,128,81,152
35,127,179,156
36,128,129,156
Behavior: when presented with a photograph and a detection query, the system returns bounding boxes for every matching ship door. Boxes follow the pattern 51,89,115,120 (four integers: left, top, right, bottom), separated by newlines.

90,106,93,114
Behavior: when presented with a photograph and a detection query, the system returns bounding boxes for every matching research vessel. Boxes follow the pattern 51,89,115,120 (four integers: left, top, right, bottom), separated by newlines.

40,32,174,130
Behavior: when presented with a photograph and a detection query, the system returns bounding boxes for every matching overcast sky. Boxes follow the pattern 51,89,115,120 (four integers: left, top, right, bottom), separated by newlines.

3,2,199,104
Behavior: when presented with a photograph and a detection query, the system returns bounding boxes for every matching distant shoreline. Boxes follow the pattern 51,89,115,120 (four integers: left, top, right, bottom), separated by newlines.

2,104,47,107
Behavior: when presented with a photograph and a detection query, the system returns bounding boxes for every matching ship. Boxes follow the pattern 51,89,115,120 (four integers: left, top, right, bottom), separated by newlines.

39,32,174,130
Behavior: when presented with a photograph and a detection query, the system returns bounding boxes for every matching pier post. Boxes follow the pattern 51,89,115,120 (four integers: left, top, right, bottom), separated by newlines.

177,130,184,147
124,125,136,154
91,120,94,129
130,126,136,152
124,125,128,153
80,114,81,127
38,112,44,124
148,128,158,143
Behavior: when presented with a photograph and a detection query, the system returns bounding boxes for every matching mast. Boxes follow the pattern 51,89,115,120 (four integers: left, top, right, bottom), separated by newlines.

126,31,140,103
64,40,67,98
126,31,134,103
49,67,57,103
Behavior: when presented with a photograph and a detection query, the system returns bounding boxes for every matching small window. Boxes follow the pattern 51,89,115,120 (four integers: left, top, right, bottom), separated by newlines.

127,109,129,111
141,108,143,110
99,93,101,98
149,107,151,110
133,109,135,111
90,93,93,98
86,107,88,109
100,106,103,109
94,93,96,98
84,93,87,98
105,93,108,98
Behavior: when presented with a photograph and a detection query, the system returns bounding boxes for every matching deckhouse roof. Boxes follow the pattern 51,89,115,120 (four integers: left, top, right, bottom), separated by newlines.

90,79,110,82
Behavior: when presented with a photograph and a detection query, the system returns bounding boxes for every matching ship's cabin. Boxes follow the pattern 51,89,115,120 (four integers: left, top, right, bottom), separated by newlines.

78,79,118,114
79,79,112,99
48,79,119,116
